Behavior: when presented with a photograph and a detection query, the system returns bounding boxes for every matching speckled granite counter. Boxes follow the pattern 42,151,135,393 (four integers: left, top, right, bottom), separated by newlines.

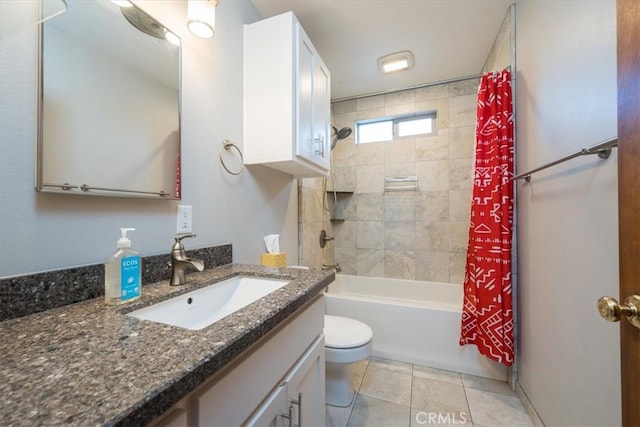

0,264,334,426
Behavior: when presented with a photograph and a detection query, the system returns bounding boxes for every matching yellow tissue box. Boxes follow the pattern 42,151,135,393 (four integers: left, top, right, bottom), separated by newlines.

261,253,286,267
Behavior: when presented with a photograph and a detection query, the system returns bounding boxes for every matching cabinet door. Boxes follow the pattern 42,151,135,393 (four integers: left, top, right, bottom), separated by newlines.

244,383,289,427
312,58,331,171
284,335,325,427
295,25,316,165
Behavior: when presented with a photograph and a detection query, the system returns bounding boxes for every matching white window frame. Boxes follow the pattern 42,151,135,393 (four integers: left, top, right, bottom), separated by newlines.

355,112,437,144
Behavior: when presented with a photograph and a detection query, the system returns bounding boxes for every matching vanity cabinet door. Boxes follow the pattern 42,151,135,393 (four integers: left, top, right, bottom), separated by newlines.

244,383,289,427
284,335,326,427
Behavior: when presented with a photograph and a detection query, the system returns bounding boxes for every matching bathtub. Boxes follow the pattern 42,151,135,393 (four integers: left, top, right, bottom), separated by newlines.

324,274,507,381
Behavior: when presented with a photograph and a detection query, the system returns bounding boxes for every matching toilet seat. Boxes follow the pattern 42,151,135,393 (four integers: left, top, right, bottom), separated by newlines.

324,315,373,349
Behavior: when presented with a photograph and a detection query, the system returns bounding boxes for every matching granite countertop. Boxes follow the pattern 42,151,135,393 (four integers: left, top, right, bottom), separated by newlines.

0,264,334,426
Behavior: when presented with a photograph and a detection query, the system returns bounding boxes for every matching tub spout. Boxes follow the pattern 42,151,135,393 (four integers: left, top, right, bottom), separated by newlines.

322,263,342,273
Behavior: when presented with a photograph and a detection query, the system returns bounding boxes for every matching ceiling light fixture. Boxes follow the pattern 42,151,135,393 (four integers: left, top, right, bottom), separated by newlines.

377,51,414,74
187,0,219,39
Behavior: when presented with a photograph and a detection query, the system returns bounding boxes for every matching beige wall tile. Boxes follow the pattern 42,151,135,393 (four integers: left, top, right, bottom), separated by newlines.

416,160,449,191
449,253,466,284
416,98,449,129
357,142,385,166
299,186,324,223
385,89,415,106
357,164,385,193
385,162,416,180
357,249,385,277
332,139,357,167
332,111,356,130
449,190,472,222
385,138,416,164
416,191,449,222
385,221,416,250
384,197,416,222
449,221,470,253
449,94,476,127
357,193,384,221
416,83,449,101
385,102,417,117
385,250,416,280
334,220,356,248
416,251,450,283
449,158,473,190
356,107,386,121
416,129,449,161
449,126,475,159
449,78,479,97
333,99,356,115
331,165,356,192
357,95,385,111
334,247,356,274
357,221,385,249
416,221,450,252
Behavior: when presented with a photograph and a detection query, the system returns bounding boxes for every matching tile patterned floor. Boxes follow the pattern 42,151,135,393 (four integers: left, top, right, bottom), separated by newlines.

326,357,534,427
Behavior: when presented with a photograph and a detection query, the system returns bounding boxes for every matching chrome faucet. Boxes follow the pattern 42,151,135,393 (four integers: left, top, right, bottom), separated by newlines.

170,234,204,286
322,263,342,273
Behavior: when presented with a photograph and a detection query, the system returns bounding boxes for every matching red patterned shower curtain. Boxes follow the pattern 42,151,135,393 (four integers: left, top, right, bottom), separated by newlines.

459,69,514,366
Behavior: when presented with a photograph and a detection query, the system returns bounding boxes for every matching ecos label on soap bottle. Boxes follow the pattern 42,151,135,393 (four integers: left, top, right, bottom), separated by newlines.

120,256,141,301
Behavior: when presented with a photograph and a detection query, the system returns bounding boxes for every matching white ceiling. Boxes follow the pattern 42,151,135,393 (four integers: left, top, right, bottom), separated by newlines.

250,0,513,101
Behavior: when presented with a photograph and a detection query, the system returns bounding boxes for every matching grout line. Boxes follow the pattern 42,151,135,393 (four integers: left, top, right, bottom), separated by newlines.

344,357,370,427
409,362,415,426
461,380,476,426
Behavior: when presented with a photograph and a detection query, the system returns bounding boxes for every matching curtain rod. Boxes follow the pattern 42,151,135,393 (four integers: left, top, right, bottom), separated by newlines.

331,73,483,103
511,138,618,182
332,66,512,103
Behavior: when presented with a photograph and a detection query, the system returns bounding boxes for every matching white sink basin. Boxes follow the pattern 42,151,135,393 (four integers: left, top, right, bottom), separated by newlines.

128,276,289,330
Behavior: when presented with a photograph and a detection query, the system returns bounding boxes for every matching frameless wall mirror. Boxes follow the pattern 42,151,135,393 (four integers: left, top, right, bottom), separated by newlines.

36,0,182,199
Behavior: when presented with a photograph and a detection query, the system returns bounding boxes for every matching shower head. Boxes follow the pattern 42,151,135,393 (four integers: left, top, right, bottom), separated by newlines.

330,126,353,150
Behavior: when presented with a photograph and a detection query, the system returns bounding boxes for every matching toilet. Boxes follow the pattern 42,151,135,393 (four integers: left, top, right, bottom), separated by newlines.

324,314,373,407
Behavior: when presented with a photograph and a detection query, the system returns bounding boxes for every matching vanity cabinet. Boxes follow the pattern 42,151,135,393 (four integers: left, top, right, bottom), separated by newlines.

244,12,331,178
246,336,324,426
150,296,325,427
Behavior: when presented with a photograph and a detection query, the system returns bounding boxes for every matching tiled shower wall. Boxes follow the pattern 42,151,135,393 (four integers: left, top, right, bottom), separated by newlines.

300,78,478,283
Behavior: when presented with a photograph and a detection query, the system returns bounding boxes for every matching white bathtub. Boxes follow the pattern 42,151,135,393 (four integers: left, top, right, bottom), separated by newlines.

324,274,507,381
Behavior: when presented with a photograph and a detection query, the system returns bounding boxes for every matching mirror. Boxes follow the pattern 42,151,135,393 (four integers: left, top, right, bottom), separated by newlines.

36,0,181,199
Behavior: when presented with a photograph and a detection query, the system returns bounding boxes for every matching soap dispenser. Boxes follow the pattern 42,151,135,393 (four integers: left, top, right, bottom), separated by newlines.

105,228,141,305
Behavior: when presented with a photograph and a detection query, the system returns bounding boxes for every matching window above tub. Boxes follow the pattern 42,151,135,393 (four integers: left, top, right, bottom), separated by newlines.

355,112,437,144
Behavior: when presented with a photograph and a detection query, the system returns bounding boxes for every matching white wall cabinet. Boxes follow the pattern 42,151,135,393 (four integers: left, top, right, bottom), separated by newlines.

150,296,325,427
244,12,331,178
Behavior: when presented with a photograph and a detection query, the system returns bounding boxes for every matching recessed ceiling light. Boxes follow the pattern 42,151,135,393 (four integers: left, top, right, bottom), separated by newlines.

377,51,414,74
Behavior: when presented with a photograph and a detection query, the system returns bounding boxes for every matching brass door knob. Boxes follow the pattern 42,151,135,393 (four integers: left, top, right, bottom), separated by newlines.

597,295,640,329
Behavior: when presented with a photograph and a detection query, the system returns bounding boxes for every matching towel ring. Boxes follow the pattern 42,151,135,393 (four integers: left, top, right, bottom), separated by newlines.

219,140,244,175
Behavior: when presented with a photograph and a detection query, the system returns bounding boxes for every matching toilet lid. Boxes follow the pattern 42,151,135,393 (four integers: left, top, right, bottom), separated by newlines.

324,315,373,349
